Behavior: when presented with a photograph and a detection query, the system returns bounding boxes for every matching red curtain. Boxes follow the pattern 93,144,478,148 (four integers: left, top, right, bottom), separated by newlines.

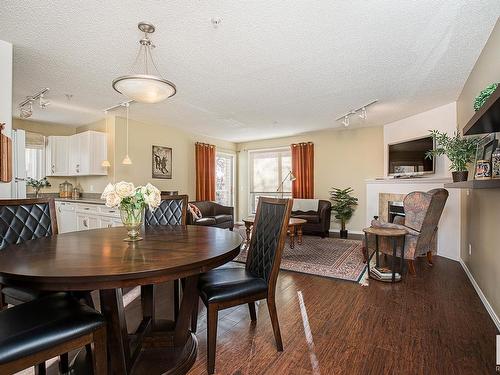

291,142,314,198
195,142,216,201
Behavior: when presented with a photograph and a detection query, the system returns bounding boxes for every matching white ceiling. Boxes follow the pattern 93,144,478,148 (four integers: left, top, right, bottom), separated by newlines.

0,1,498,142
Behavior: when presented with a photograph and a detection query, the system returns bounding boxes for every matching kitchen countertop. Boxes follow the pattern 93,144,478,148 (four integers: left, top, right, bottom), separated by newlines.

55,197,105,205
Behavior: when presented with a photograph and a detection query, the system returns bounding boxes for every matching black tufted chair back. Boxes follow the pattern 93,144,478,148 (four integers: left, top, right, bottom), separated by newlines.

0,198,58,251
145,195,188,226
246,197,293,284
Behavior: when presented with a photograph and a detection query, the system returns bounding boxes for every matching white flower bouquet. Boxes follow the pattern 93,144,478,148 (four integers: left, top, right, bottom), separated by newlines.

101,181,161,241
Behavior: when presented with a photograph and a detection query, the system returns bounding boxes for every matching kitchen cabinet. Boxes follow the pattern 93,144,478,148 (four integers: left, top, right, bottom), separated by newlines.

68,131,107,176
55,200,122,233
55,201,77,233
46,136,69,176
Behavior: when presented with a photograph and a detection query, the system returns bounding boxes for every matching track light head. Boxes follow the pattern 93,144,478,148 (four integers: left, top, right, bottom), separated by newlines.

39,94,50,109
359,107,367,120
342,115,350,127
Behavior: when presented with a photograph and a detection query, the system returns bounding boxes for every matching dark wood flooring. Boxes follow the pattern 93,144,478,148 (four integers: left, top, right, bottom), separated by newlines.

46,255,498,375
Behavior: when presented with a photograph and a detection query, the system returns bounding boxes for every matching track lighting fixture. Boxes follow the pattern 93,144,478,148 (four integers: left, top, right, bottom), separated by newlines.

336,100,377,127
18,88,50,119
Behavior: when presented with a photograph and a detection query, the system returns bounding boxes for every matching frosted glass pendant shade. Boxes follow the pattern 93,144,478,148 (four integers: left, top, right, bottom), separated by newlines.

101,160,111,167
112,75,176,104
122,155,132,165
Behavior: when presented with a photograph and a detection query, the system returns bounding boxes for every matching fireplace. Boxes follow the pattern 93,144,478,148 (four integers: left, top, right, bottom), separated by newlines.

388,201,405,222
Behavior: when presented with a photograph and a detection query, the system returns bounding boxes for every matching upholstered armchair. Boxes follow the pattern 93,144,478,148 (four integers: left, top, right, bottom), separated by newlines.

364,189,449,275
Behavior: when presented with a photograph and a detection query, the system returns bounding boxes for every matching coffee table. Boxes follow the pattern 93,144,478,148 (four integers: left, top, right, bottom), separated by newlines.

243,217,307,249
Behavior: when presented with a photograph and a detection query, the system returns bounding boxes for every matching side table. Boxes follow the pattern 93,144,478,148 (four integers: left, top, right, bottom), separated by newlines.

363,226,407,283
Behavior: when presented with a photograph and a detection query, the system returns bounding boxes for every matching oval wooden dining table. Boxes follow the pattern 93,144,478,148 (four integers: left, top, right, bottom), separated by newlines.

0,225,242,375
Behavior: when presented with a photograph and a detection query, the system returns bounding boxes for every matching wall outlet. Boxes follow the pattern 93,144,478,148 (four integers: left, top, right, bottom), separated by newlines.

468,243,472,256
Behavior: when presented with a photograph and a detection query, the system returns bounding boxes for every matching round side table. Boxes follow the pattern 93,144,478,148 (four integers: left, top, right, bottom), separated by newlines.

363,226,407,283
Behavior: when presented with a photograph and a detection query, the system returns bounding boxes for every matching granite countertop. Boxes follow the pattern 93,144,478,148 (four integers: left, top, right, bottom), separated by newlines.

54,197,105,205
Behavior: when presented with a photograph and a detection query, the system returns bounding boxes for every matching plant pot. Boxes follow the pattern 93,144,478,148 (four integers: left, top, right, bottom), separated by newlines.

452,171,468,182
339,229,348,239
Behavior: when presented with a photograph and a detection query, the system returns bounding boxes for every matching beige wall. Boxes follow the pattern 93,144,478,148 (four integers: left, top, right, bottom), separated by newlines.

457,19,500,320
78,116,236,199
12,118,77,193
236,126,384,232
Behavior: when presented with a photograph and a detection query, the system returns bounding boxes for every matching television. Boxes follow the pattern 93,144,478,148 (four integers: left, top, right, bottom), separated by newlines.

388,136,435,176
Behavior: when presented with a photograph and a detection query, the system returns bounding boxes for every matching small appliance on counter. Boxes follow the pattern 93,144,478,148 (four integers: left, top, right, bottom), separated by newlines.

59,180,73,198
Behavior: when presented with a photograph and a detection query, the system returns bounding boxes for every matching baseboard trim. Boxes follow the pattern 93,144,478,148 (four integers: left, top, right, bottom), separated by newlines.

328,229,363,240
459,258,500,331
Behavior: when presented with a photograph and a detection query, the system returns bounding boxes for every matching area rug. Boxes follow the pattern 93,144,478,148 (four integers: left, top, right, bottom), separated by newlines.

234,226,367,282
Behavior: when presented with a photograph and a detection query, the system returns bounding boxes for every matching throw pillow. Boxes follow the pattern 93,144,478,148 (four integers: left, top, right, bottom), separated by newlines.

188,203,202,220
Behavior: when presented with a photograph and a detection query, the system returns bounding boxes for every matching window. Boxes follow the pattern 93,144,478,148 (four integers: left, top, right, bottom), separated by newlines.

25,132,46,180
216,152,235,207
248,148,291,214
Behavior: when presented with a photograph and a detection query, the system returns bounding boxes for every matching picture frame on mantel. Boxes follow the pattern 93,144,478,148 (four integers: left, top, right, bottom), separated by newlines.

152,145,172,179
474,134,497,180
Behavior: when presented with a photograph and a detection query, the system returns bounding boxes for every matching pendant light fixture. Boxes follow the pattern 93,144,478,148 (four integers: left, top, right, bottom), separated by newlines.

101,111,111,168
122,103,132,165
112,22,177,104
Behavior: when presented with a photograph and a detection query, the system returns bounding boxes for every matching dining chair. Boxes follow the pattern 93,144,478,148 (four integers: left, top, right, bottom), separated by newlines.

192,197,293,374
144,194,188,321
0,198,58,307
0,197,94,373
0,292,107,375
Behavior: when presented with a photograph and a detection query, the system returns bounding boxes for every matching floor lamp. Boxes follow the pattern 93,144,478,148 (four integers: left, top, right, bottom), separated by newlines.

277,171,296,198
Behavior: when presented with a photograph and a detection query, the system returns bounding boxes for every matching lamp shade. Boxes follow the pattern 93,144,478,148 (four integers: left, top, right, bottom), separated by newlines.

112,75,176,104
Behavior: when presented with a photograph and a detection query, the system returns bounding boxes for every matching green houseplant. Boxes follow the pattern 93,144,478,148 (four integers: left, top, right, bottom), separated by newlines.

329,187,358,239
425,130,479,182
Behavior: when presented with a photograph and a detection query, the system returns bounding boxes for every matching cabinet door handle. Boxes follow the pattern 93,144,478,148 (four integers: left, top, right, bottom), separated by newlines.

84,208,89,210
107,223,112,228
83,219,88,228
51,165,55,173
58,207,61,213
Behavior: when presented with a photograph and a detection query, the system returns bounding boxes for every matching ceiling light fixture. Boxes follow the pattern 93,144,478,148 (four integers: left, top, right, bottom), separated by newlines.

101,111,111,168
342,115,350,127
336,100,378,127
112,22,177,104
122,103,132,165
18,88,50,119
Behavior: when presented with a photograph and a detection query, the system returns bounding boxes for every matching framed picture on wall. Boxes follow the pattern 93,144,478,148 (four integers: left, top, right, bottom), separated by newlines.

152,145,172,179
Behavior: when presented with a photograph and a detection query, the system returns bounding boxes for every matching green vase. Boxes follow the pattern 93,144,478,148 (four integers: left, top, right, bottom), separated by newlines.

120,206,144,242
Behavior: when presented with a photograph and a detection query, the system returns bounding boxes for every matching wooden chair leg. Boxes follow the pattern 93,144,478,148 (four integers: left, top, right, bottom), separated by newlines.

174,279,180,322
248,302,257,321
191,297,199,333
426,251,433,266
207,304,218,374
34,363,46,375
408,260,416,275
92,326,108,375
59,353,69,374
266,297,283,351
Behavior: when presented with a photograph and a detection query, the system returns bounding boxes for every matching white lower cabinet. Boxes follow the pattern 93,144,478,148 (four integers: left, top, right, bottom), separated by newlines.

55,201,122,233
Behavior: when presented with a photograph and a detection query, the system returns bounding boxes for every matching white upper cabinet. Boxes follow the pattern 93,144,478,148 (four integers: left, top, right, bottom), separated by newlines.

49,131,107,176
46,136,69,176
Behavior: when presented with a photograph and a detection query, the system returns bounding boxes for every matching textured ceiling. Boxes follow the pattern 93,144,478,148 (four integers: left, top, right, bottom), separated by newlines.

0,1,498,142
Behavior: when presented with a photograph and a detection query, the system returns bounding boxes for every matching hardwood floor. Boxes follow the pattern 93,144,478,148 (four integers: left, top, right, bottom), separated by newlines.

43,255,497,375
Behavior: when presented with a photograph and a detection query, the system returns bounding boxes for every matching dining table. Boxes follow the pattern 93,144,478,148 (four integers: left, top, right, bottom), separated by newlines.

0,225,242,375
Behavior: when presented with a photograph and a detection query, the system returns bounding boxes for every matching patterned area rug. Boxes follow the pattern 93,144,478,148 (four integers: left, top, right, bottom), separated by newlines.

234,226,366,282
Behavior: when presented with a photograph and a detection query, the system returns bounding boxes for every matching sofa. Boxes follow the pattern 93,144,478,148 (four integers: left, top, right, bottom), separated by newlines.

291,199,332,238
187,201,234,230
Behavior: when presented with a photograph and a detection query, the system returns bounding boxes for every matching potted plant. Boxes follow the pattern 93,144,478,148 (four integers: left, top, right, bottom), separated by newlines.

425,130,479,182
26,177,51,198
101,181,161,242
329,187,358,239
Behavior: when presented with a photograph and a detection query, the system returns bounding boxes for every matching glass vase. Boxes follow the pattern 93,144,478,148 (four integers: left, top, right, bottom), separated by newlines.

120,206,144,242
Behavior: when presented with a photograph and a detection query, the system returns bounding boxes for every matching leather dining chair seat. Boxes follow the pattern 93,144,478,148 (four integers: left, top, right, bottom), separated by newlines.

0,293,105,365
198,268,268,304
